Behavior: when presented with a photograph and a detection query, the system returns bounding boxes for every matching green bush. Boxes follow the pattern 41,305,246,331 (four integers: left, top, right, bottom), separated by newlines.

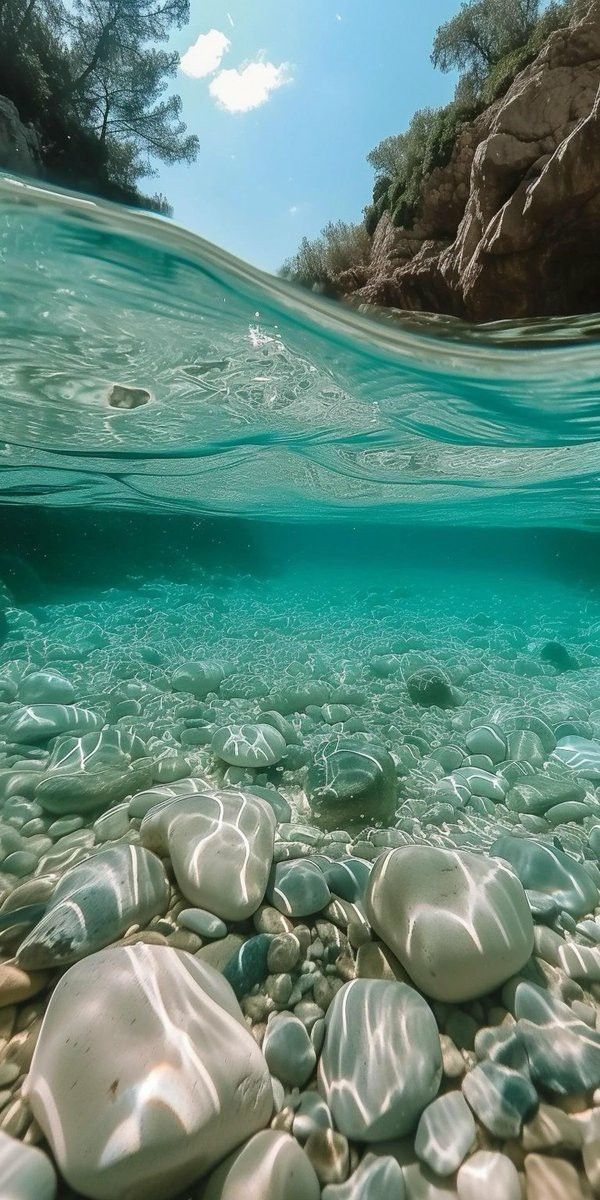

280,220,372,291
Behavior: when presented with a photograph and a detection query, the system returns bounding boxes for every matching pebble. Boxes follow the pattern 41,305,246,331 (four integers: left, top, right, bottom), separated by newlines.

457,1150,521,1200
307,738,396,829
414,1091,476,1175
211,723,287,768
0,963,48,1009
201,1129,321,1200
524,1152,585,1200
222,934,272,999
462,1059,538,1137
318,978,441,1140
177,907,227,939
266,860,331,918
0,1128,56,1198
321,1152,405,1200
304,1129,350,1185
263,1013,317,1087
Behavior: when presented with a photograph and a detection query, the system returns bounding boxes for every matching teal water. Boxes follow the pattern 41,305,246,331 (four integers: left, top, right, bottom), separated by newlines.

2,177,600,1198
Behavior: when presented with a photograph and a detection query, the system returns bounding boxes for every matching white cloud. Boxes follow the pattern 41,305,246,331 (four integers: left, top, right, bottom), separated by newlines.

289,205,299,215
180,29,230,79
209,60,291,113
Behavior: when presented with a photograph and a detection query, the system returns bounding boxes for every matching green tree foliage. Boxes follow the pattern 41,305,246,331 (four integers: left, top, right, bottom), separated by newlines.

431,0,541,87
0,0,198,210
280,220,371,293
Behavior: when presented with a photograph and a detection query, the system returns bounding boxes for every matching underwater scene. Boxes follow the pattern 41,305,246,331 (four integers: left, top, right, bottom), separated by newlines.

2,176,600,1200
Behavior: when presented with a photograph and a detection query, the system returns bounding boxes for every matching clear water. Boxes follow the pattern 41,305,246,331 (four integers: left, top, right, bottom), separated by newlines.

2,176,600,1197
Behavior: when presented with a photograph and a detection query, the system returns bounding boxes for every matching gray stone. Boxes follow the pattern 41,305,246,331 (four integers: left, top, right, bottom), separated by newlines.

457,1151,520,1200
462,1060,538,1137
0,704,102,745
16,845,168,968
512,979,600,1094
0,1129,56,1199
177,908,227,939
263,1013,316,1087
307,738,396,829
322,1153,406,1200
491,835,598,918
552,736,600,780
266,860,331,918
414,1092,476,1175
201,1130,320,1200
318,979,442,1141
212,724,287,768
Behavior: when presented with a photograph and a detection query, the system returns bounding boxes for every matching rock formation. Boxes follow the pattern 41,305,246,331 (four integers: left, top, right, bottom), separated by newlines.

0,97,41,177
346,0,600,321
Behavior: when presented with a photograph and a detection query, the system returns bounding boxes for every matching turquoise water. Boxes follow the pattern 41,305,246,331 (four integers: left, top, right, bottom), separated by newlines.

2,176,600,1198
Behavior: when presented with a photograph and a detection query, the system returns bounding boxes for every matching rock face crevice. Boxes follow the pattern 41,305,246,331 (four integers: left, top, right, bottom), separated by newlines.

348,0,600,321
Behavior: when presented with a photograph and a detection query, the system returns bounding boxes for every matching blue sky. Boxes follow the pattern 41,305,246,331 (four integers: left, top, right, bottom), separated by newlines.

156,2,461,272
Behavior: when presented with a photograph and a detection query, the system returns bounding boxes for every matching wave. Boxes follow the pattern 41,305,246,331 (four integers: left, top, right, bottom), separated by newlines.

1,174,600,526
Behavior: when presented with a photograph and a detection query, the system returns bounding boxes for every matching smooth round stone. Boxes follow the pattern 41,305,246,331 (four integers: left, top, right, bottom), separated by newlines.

0,704,102,745
307,739,396,829
266,860,331,918
93,804,131,842
491,835,598,918
318,979,442,1141
414,1092,476,1175
178,908,227,940
552,736,600,780
16,845,169,968
524,1153,585,1200
222,934,272,998
246,785,292,823
505,730,545,767
19,670,75,705
292,1092,333,1143
201,1130,320,1200
323,859,371,902
267,933,301,973
141,790,276,921
406,668,456,709
465,725,506,764
0,1129,57,1199
212,724,286,768
547,800,593,825
305,1129,350,1185
511,979,600,1093
462,1060,538,1137
457,1150,520,1200
0,961,49,1008
128,777,209,819
2,850,38,876
263,1013,316,1087
507,774,586,816
365,845,534,1003
172,661,224,699
322,1153,405,1200
25,945,273,1200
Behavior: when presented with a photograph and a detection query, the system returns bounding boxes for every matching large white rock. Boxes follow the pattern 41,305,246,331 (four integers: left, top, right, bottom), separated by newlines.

141,790,276,921
25,944,273,1200
201,1130,321,1200
318,978,442,1141
0,1130,57,1199
365,846,534,1002
16,844,169,968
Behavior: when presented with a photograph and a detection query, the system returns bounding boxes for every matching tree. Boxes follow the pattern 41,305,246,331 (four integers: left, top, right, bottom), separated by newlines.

431,0,541,85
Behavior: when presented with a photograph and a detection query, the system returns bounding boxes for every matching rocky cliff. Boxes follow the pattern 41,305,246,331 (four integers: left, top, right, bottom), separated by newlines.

346,0,600,322
0,96,41,177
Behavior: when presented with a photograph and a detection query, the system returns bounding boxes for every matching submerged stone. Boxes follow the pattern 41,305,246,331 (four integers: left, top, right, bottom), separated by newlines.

365,845,534,1002
212,723,287,768
491,835,598,918
16,845,168,967
0,704,102,745
307,738,396,829
25,945,273,1200
406,668,456,708
141,790,276,921
318,978,441,1141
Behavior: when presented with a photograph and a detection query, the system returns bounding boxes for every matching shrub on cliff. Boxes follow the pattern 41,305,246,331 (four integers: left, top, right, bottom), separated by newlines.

280,221,372,294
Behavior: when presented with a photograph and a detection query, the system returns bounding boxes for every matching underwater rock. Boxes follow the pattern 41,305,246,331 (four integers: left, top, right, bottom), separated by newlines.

16,845,169,967
266,859,331,917
222,934,272,998
107,383,151,410
307,738,396,829
365,845,534,1002
141,789,276,920
263,1013,317,1087
414,1092,476,1176
461,1060,538,1138
18,669,76,704
0,704,103,745
491,835,598,918
35,728,154,814
201,1130,321,1200
211,723,287,768
0,1130,57,1199
506,774,586,816
540,641,578,671
406,667,456,708
320,1154,405,1200
456,1150,521,1200
512,979,600,1094
172,661,225,699
25,945,274,1200
551,735,600,780
318,978,441,1140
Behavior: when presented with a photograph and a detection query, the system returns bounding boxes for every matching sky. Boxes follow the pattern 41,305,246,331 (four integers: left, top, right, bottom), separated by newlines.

155,1,461,273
